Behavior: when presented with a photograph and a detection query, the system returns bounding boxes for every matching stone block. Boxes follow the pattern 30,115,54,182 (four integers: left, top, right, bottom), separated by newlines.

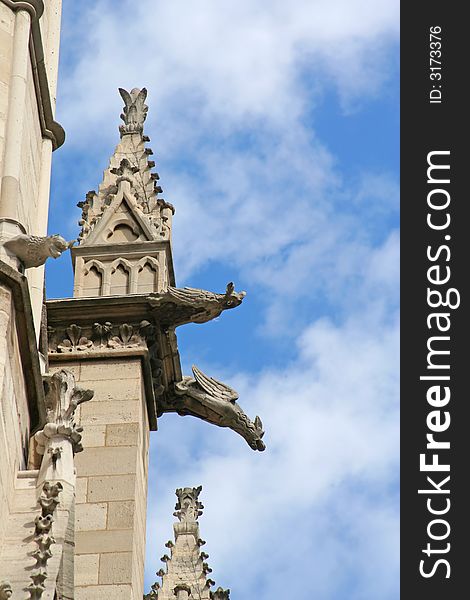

75,584,132,600
76,529,133,554
79,359,141,382
75,553,99,585
99,552,133,584
75,502,107,532
80,401,142,426
81,424,106,447
87,474,136,502
75,446,137,476
76,477,88,504
85,377,142,402
107,500,135,530
106,422,139,446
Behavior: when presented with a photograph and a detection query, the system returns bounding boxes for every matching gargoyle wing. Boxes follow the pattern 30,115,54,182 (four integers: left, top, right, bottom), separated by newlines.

192,365,239,403
167,286,215,304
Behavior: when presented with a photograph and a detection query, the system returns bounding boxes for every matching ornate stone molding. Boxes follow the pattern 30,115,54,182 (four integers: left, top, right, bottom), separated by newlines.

1,1,66,149
49,320,150,354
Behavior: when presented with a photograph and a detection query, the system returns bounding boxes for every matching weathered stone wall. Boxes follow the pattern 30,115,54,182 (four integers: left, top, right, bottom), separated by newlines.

0,283,31,549
50,358,150,600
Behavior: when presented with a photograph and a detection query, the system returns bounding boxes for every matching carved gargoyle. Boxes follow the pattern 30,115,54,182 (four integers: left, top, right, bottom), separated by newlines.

119,87,148,135
164,366,265,451
148,283,246,328
2,234,73,268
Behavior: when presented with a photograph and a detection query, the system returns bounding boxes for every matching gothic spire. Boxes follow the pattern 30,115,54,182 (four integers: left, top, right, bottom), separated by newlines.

145,486,230,600
76,87,174,247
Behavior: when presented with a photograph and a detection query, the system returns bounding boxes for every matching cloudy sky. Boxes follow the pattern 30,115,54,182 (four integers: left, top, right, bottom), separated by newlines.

47,1,399,598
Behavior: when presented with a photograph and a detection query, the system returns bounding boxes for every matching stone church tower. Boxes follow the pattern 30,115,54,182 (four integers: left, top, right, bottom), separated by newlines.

0,3,264,598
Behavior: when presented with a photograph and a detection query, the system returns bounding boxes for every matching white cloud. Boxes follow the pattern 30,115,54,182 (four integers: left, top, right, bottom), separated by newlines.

58,0,399,141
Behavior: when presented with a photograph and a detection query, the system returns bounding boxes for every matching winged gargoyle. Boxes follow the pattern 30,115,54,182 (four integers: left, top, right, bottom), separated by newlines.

166,365,265,451
148,282,246,328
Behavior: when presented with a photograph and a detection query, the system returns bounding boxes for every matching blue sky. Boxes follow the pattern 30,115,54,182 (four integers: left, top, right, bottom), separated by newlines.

47,1,399,598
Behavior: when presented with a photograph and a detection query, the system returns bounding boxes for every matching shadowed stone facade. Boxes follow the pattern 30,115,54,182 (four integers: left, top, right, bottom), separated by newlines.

0,3,263,597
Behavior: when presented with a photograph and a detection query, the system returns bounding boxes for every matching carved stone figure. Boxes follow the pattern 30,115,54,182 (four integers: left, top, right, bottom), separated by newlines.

163,366,265,451
34,370,94,457
148,282,246,328
2,234,73,268
119,87,148,135
0,582,12,599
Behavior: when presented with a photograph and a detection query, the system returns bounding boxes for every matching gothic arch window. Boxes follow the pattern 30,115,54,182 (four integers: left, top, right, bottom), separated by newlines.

110,260,131,295
82,261,104,296
136,257,159,293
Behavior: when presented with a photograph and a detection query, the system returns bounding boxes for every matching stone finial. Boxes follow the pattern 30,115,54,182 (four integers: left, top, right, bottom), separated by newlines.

0,582,12,599
2,234,73,269
119,87,148,136
173,486,204,523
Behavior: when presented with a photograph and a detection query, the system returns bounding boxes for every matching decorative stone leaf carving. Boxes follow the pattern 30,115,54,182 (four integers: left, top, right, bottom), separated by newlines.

56,324,92,352
173,486,203,523
34,370,94,456
119,87,148,136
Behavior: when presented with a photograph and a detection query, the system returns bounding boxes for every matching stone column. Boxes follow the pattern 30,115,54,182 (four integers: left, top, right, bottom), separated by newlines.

0,8,31,244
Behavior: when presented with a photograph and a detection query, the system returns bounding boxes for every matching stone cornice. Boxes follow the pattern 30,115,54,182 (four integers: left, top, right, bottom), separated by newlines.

0,259,46,430
2,0,66,150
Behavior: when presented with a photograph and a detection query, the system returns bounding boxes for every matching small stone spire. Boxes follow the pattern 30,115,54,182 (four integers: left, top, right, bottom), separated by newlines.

145,486,230,600
72,87,176,297
76,87,173,247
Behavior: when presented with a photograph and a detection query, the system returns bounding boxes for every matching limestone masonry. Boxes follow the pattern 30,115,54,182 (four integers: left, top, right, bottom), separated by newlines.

0,2,263,598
